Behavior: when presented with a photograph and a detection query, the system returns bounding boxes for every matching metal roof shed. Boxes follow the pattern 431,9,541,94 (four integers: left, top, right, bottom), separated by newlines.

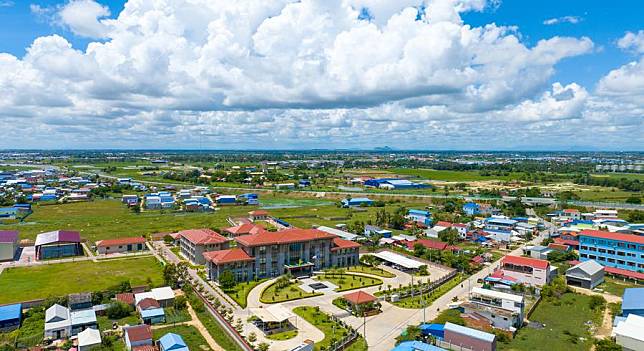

622,288,644,317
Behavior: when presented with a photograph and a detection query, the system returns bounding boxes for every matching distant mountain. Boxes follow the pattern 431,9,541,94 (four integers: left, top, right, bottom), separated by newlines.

374,146,395,151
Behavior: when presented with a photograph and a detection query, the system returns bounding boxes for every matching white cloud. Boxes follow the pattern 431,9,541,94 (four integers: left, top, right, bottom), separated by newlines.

543,16,582,25
0,0,641,150
0,1,14,7
57,0,112,38
617,30,644,54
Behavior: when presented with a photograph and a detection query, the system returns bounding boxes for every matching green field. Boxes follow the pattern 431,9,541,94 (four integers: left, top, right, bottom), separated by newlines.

224,279,268,308
0,257,164,304
345,265,396,278
573,187,642,202
0,199,252,242
499,293,603,351
391,168,519,182
316,273,383,292
152,325,211,351
597,276,643,296
260,281,322,303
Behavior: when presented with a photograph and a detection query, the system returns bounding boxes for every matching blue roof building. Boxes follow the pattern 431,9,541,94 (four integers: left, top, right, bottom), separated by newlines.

391,341,446,351
159,332,189,351
462,202,480,216
622,288,644,317
141,307,165,325
364,178,429,189
341,197,374,207
407,209,432,226
0,303,21,331
419,323,445,339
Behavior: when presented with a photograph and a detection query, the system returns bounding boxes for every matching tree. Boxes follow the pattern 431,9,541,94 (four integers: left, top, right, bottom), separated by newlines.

594,338,622,351
106,301,133,319
219,270,236,290
248,332,257,343
257,342,270,351
174,295,188,310
438,228,460,245
547,250,578,263
625,196,641,204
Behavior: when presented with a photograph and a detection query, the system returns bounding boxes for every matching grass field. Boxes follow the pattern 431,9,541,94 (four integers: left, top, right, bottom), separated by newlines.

345,265,396,278
597,276,643,296
266,329,298,340
0,199,251,242
293,306,367,351
573,187,642,202
499,293,603,351
383,273,465,309
260,281,322,304
0,257,164,304
391,168,519,182
224,279,268,308
316,274,383,292
152,325,211,350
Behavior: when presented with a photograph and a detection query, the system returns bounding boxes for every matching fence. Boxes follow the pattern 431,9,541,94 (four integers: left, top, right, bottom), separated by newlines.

327,314,360,351
382,269,459,301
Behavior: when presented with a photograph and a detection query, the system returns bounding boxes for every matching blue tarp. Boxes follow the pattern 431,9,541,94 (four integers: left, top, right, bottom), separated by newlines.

419,323,444,338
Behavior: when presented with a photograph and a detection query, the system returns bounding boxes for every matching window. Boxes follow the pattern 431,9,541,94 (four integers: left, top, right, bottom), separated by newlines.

589,247,597,251
589,255,596,260
627,261,635,267
617,251,626,256
580,253,588,258
627,244,636,249
607,258,615,263
598,257,606,261
617,260,625,265
580,246,589,250
608,250,615,255
598,248,606,253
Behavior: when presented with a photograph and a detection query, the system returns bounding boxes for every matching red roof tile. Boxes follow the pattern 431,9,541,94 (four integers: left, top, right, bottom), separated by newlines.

96,236,146,247
235,228,336,247
452,223,468,228
435,221,453,227
563,209,580,213
579,229,644,245
125,325,152,343
223,223,265,236
116,293,135,305
554,238,579,247
137,298,160,310
179,229,228,245
249,210,268,216
204,248,254,265
331,237,361,251
547,243,569,251
343,290,377,304
502,255,549,270
407,239,448,251
132,346,157,351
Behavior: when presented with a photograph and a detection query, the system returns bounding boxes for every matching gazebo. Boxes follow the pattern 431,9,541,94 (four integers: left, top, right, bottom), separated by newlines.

250,305,297,335
342,290,380,316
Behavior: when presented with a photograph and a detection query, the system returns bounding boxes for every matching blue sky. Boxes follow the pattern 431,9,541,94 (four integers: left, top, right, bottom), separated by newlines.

0,0,642,150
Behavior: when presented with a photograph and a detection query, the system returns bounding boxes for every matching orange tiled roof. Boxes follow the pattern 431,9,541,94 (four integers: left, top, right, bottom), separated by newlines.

235,228,335,247
179,228,228,245
204,248,254,265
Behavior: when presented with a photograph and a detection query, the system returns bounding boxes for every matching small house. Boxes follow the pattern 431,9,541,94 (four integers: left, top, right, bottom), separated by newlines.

77,327,101,351
0,230,19,262
248,210,269,221
158,332,189,351
96,237,147,255
565,260,604,289
0,303,21,332
124,325,153,350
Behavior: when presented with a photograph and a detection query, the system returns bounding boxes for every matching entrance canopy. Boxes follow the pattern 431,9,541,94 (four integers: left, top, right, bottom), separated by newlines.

372,251,424,269
251,305,295,323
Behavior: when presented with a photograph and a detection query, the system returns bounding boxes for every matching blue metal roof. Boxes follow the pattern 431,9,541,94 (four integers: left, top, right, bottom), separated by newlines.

622,288,644,312
391,341,446,351
159,332,188,351
140,307,165,319
0,304,21,322
444,322,495,342
408,209,430,216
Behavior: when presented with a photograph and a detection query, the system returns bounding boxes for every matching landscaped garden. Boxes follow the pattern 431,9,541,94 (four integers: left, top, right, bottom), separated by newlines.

266,329,299,341
499,292,605,351
346,265,396,278
376,273,465,309
223,278,268,308
293,306,367,351
0,256,164,304
260,276,322,303
315,273,383,292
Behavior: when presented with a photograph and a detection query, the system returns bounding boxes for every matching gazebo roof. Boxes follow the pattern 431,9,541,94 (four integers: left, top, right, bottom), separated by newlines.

343,290,377,305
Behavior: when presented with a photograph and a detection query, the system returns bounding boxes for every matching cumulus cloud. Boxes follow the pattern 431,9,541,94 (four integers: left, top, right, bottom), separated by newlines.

0,0,640,150
57,0,112,38
617,30,644,54
543,16,582,25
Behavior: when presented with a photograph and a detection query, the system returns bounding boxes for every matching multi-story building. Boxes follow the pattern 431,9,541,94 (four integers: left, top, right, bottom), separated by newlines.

578,229,644,272
204,228,360,283
494,255,553,287
463,287,524,331
178,229,230,265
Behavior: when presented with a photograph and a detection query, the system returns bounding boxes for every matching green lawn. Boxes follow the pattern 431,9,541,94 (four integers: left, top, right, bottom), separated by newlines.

573,187,642,203
266,329,298,340
152,325,210,351
499,293,604,351
164,307,192,324
224,279,268,308
0,257,164,304
97,314,140,331
316,274,383,292
597,276,643,296
260,281,322,303
380,274,465,309
184,288,243,351
293,306,367,351
346,265,396,278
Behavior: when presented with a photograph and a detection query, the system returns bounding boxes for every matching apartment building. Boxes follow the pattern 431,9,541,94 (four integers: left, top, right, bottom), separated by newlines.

495,255,553,287
578,229,644,272
178,228,230,265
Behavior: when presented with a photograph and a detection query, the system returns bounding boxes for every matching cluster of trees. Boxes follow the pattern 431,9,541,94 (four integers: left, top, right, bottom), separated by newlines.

374,207,407,230
412,244,473,272
574,174,644,192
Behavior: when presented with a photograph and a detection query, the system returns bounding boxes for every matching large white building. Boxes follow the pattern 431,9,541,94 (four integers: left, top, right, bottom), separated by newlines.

464,287,524,331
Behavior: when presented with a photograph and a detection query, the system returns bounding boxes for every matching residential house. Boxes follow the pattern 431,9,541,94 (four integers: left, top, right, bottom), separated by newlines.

137,298,165,325
493,255,553,287
561,209,581,221
222,223,265,237
158,332,189,351
363,225,392,238
565,260,605,289
621,288,644,317
134,287,175,308
249,210,269,221
443,322,496,351
406,209,432,227
578,229,644,272
0,230,19,261
124,325,153,351
463,202,481,216
35,230,82,260
122,195,139,206
70,308,98,335
77,327,102,351
178,228,230,265
69,293,93,311
0,304,21,332
613,314,644,351
463,287,524,331
215,195,237,205
44,304,71,339
96,237,147,255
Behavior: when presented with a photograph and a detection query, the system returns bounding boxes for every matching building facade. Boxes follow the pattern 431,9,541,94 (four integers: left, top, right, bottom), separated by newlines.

0,231,19,262
96,237,146,255
578,230,644,272
498,255,552,287
178,229,230,265
464,288,524,331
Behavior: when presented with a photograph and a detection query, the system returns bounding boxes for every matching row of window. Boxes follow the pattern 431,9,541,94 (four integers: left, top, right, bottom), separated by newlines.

580,246,644,259
580,238,644,250
580,253,644,268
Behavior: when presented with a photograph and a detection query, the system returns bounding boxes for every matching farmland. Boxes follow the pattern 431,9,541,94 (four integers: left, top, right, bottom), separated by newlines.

0,257,164,304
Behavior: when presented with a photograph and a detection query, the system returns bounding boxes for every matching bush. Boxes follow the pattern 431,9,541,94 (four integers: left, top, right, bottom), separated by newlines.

589,295,606,311
106,301,133,319
174,295,188,310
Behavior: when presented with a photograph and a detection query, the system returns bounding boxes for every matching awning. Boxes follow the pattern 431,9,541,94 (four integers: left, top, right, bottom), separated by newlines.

250,305,295,323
